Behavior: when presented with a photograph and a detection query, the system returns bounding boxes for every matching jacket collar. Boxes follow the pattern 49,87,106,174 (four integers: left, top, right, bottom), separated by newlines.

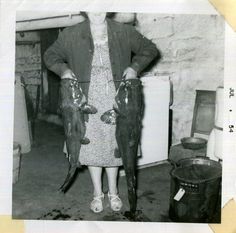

80,18,121,38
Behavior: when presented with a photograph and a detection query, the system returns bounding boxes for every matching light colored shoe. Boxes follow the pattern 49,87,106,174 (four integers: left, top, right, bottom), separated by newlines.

90,193,104,213
108,192,123,211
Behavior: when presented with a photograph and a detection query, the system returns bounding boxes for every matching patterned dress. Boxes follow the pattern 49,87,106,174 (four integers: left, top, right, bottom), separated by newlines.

78,41,123,167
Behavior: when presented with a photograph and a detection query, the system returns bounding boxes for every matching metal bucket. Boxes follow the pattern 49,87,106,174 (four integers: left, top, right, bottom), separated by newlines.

169,157,222,223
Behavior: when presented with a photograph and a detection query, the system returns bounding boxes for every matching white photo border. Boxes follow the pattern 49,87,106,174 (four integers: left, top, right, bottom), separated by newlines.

0,0,236,232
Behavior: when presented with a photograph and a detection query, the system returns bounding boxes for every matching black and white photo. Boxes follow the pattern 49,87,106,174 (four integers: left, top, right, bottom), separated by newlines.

12,10,224,223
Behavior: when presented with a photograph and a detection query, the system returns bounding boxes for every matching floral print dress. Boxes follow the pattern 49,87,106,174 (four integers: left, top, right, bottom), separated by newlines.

78,41,122,167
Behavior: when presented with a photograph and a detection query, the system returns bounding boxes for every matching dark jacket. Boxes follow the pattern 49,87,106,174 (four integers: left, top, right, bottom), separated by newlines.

44,18,159,97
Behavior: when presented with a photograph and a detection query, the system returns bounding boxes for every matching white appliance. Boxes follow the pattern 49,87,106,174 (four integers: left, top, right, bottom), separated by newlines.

14,74,31,153
207,87,224,161
138,76,170,166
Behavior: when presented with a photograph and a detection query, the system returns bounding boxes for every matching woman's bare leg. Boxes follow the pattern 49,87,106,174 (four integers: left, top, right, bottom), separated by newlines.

105,167,118,194
88,166,103,196
105,166,122,211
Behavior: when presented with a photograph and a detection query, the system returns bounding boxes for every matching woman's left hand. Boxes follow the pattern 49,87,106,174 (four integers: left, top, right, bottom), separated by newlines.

122,67,138,80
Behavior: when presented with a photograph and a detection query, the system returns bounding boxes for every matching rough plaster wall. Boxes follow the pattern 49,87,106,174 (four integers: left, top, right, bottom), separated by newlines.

136,14,225,144
15,31,41,113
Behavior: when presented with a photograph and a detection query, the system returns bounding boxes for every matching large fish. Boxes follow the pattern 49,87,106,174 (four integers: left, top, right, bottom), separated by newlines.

115,79,143,218
102,79,143,219
59,79,97,193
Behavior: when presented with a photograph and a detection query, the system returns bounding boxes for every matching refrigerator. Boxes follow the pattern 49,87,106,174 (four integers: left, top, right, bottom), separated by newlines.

138,76,170,166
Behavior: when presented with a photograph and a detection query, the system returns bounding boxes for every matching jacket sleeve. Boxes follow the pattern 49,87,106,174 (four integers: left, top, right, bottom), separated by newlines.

43,29,69,77
126,25,159,74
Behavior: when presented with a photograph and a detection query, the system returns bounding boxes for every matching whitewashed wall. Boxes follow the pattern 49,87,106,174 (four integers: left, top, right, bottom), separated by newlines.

136,14,225,144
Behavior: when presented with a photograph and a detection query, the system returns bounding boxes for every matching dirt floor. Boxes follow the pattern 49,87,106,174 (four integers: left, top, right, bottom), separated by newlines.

12,121,220,222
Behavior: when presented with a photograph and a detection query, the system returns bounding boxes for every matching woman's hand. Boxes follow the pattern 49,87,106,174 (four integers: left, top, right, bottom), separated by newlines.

61,69,77,80
122,67,138,80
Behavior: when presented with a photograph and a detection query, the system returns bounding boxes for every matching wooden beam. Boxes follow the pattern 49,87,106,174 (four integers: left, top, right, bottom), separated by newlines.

16,14,85,31
15,12,136,31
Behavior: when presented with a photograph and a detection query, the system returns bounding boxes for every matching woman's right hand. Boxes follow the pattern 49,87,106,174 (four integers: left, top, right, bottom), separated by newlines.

61,69,77,80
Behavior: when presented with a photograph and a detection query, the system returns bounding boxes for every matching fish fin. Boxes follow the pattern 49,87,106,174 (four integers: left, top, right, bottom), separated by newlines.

80,137,90,144
114,148,121,158
81,104,97,114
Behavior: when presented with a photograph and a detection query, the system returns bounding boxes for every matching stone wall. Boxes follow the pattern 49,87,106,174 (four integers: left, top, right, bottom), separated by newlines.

15,31,41,114
136,14,225,144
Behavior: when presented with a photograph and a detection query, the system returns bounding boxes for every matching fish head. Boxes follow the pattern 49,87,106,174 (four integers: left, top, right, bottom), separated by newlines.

60,79,86,110
115,79,142,118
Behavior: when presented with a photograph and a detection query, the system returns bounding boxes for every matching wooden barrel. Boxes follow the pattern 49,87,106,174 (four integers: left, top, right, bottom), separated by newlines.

13,142,21,184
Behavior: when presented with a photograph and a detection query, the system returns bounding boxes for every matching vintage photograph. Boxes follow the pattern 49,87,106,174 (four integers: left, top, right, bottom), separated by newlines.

12,11,224,223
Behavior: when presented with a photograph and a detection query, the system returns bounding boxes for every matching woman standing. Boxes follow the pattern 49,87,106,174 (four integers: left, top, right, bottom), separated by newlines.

44,12,158,213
